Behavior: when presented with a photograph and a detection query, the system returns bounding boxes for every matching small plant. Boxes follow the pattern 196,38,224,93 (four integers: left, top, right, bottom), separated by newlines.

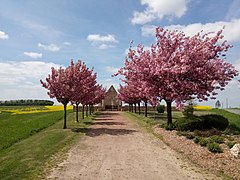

226,141,236,149
193,136,201,144
165,123,175,131
209,135,224,144
207,142,223,153
199,137,209,147
160,123,175,131
182,106,194,117
156,105,165,113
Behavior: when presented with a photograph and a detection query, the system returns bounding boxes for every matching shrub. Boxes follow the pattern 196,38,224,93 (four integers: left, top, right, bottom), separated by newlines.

156,105,165,113
193,136,201,144
207,142,223,153
174,116,204,131
199,137,209,147
165,123,175,131
161,123,175,131
224,124,240,135
209,135,224,144
182,106,194,117
201,114,229,131
226,141,236,149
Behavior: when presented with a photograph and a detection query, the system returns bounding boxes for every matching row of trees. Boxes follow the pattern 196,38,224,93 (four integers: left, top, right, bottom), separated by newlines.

115,27,238,124
0,99,54,106
40,60,106,129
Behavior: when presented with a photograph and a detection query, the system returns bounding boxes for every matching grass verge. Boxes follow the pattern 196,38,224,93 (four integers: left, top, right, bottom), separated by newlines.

0,111,67,150
0,111,96,180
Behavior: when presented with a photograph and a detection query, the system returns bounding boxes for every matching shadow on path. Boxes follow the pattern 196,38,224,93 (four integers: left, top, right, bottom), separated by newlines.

86,128,136,137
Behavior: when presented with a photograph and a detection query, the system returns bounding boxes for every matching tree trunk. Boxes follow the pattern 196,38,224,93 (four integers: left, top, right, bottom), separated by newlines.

166,100,173,124
82,105,85,119
138,102,140,115
131,104,134,112
76,103,79,122
128,104,130,111
63,103,67,129
144,101,147,117
89,105,92,115
86,105,88,117
134,103,137,113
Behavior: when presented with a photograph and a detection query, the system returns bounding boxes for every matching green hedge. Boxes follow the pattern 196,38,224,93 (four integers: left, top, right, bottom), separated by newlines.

201,114,229,131
174,116,204,131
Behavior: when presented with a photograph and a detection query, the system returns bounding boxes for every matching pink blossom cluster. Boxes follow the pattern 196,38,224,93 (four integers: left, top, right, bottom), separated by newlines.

40,60,106,128
115,27,238,123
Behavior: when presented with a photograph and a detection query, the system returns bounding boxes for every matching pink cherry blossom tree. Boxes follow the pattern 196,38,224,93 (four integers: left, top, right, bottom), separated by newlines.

116,27,238,124
40,66,73,129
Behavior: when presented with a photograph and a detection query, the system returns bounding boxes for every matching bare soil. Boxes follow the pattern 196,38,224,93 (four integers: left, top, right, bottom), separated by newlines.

47,111,220,180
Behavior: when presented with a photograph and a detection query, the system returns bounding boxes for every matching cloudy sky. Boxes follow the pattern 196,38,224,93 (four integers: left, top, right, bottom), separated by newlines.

0,0,240,107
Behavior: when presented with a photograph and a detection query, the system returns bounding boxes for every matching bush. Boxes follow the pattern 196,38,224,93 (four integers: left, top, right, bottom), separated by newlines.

161,123,175,131
174,116,204,131
156,105,165,113
224,124,240,135
182,106,194,117
207,142,223,153
201,114,229,131
209,135,224,144
199,137,209,147
226,141,236,149
193,136,201,143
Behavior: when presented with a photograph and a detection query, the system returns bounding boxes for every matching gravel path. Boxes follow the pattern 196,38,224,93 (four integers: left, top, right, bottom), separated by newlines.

47,111,219,180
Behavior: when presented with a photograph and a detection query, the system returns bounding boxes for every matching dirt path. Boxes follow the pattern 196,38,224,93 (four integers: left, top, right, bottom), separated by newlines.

47,111,220,180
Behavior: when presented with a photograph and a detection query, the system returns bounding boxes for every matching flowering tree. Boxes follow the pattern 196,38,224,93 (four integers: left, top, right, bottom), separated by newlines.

116,27,238,124
40,66,73,129
41,60,105,128
67,60,97,122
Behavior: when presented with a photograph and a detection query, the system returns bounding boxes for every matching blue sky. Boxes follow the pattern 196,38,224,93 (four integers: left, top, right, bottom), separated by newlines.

0,0,240,107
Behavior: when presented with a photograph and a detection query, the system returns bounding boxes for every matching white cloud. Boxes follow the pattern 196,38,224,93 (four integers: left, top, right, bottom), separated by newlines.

105,66,120,74
87,34,118,43
141,19,240,42
131,0,189,25
0,30,9,39
63,42,71,46
87,34,118,49
24,52,42,59
99,44,115,49
0,61,62,101
38,43,60,52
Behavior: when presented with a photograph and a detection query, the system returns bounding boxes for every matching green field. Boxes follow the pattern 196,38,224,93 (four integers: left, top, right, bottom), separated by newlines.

0,106,95,180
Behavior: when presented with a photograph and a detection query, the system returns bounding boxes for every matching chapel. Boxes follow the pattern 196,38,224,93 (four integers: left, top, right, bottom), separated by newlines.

102,85,121,110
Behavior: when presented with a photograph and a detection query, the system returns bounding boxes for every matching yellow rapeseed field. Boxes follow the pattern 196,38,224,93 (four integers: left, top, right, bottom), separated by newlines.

193,105,213,111
1,105,73,115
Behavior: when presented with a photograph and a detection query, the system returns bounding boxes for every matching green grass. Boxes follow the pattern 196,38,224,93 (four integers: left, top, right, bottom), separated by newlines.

0,111,67,150
0,110,96,180
211,109,240,130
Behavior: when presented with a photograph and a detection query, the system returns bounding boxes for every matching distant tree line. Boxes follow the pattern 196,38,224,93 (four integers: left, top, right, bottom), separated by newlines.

0,100,54,106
